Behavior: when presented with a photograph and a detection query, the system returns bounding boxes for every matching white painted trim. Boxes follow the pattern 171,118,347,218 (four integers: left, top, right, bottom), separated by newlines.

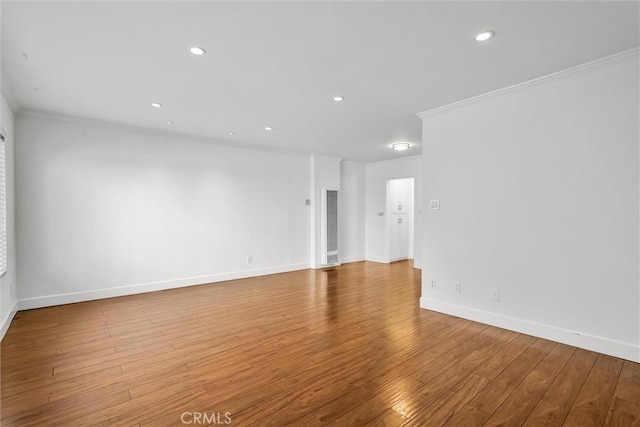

340,255,365,264
0,299,18,342
365,256,390,264
420,298,639,363
315,263,341,270
418,48,640,119
19,263,309,311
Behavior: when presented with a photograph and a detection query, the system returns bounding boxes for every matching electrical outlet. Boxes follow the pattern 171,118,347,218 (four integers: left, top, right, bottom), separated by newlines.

430,280,437,290
247,256,253,264
490,288,500,302
453,281,461,293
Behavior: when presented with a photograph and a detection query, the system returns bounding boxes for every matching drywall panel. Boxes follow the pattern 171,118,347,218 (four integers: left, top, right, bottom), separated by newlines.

340,161,365,264
16,112,311,308
420,52,639,361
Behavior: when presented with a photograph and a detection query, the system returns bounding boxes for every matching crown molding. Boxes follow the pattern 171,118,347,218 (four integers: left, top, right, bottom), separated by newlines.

417,47,639,120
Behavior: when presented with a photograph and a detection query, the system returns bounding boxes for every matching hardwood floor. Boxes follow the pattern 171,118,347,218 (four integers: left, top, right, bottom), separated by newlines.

1,261,638,426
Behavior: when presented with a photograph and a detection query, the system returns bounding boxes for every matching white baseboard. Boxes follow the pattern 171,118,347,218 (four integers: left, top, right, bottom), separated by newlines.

316,263,341,269
340,256,365,264
365,256,421,269
365,256,389,264
420,298,639,363
0,299,18,341
19,263,309,311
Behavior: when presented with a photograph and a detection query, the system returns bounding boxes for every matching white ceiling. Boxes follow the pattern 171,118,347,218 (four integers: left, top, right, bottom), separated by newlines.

2,1,638,162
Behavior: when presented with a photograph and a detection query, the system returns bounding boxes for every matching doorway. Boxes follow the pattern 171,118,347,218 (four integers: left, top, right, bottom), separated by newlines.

387,178,414,262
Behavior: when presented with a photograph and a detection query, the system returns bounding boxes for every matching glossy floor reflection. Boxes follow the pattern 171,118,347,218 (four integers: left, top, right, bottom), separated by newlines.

1,261,638,426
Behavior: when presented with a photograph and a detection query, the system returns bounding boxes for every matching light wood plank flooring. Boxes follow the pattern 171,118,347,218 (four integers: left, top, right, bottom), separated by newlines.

1,261,638,426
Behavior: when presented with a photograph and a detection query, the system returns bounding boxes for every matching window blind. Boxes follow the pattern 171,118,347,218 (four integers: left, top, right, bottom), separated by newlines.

0,130,6,278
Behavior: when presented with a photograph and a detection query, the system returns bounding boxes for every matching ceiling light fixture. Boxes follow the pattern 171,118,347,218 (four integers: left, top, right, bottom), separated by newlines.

474,31,494,42
392,142,411,151
151,102,163,108
165,121,174,125
333,96,345,102
228,132,235,136
265,126,273,131
190,46,206,55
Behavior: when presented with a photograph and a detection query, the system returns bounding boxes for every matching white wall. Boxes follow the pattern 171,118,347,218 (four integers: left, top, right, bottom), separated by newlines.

16,112,311,309
365,156,423,267
0,92,18,339
419,51,639,362
340,160,365,264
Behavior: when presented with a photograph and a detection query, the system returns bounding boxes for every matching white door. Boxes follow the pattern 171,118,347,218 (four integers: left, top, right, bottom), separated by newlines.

388,177,413,262
390,213,409,261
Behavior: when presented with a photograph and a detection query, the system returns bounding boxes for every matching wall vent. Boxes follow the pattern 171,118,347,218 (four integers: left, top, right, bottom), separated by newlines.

321,189,340,267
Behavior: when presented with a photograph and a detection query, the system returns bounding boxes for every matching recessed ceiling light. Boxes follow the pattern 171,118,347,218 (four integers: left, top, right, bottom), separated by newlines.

392,142,411,151
333,96,345,102
228,132,235,136
265,126,273,131
165,121,174,125
151,102,163,108
474,31,494,42
190,46,206,55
